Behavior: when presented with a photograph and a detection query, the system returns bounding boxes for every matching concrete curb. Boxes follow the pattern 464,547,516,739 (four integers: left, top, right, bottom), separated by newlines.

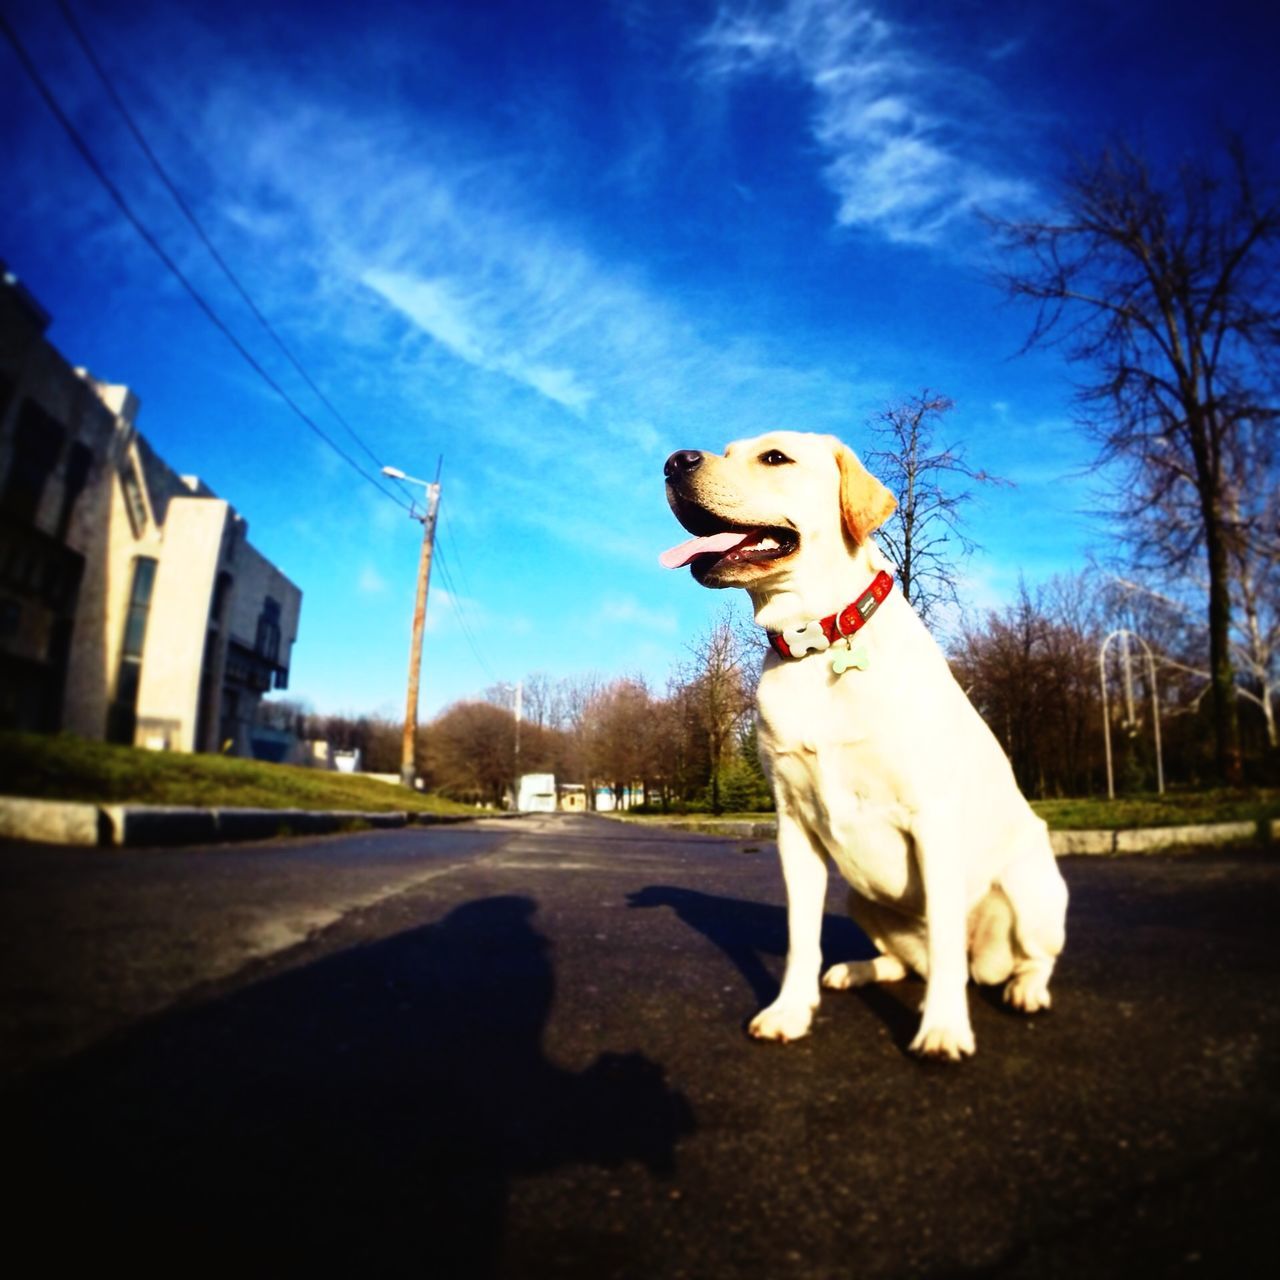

3,797,1276,852
1111,821,1267,854
0,797,109,846
1051,819,1278,855
606,814,1278,856
0,796,482,848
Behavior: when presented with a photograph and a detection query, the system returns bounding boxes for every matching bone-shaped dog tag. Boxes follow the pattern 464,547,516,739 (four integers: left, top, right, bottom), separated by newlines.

782,619,830,656
831,638,870,675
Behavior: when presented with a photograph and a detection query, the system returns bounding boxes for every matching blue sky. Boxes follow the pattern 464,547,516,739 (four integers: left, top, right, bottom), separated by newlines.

3,0,1275,719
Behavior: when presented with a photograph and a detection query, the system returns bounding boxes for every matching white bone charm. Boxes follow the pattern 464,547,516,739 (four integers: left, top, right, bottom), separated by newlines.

782,619,830,656
831,637,870,675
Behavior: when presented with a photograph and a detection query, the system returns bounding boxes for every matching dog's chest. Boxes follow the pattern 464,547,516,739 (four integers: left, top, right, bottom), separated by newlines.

757,669,920,907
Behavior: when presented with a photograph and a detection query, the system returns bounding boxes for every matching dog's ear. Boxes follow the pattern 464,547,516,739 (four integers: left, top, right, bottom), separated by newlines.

835,443,896,544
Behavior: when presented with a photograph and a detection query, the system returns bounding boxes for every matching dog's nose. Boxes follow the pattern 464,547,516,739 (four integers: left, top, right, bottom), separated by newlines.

664,450,703,481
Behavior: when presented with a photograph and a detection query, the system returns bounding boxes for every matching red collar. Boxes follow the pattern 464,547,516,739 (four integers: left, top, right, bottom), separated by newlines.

767,570,894,660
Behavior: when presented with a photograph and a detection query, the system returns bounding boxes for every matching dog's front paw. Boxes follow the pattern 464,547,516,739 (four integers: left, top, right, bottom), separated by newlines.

748,998,815,1043
909,1019,975,1061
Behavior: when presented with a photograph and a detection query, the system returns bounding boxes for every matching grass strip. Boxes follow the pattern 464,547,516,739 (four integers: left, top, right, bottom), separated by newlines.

611,790,1279,832
0,731,477,815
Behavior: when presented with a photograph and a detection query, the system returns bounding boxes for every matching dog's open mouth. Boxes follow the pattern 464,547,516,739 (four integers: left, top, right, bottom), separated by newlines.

660,510,799,575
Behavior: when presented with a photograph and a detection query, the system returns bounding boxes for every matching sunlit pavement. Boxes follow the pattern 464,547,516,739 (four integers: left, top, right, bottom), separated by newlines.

2,814,1276,1277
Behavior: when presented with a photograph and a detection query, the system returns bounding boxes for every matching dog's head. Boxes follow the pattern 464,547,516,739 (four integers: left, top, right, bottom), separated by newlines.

661,431,896,590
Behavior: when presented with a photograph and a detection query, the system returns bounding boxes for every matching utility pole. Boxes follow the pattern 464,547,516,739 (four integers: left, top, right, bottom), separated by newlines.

513,679,522,797
382,460,442,788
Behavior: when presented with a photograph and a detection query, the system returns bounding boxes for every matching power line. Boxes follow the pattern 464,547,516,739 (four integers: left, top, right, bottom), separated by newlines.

434,536,499,685
11,7,506,689
0,6,415,514
438,506,506,681
60,0,506,680
434,541,497,682
53,0,420,511
410,465,497,685
4,4,508,702
440,505,480,604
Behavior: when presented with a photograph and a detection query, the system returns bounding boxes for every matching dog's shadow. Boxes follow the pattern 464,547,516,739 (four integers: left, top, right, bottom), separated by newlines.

628,885,921,1050
2,895,694,1274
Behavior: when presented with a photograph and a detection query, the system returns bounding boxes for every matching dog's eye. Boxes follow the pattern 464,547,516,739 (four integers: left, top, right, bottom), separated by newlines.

759,450,793,466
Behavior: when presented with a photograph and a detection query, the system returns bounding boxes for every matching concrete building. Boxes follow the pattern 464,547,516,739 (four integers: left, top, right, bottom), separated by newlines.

516,772,558,812
558,783,588,813
0,261,302,755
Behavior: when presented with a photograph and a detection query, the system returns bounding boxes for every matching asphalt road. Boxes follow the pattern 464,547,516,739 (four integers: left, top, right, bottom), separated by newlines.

1,815,1277,1278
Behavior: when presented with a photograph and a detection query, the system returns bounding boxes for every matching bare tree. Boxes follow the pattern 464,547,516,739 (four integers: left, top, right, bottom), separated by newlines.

953,574,1106,797
557,673,602,802
864,391,1006,628
1224,417,1280,753
300,709,402,772
1106,395,1280,760
681,608,753,813
520,672,554,730
257,697,311,735
584,677,655,807
988,136,1280,783
425,701,516,806
1232,540,1280,752
1112,553,1279,755
654,673,708,810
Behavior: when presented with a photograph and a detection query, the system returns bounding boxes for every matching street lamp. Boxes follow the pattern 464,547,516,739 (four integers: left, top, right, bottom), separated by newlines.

383,460,442,788
1099,628,1164,800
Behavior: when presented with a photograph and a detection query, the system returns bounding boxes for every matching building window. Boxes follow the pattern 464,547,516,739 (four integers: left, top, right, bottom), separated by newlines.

107,555,157,743
2,399,65,524
210,571,233,629
121,557,156,660
255,596,281,666
119,458,148,538
55,441,93,542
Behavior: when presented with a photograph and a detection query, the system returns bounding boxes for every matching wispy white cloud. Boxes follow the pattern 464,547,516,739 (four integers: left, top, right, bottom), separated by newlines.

696,0,1032,244
181,82,838,457
361,272,486,365
184,75,883,525
361,268,595,414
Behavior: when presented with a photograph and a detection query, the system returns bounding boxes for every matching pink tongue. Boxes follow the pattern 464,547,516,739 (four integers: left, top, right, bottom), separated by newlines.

659,530,752,569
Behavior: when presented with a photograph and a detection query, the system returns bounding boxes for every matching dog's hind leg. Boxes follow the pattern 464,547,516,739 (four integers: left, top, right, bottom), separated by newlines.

967,885,1016,987
822,954,909,990
823,892,918,990
906,812,978,1059
996,836,1068,1014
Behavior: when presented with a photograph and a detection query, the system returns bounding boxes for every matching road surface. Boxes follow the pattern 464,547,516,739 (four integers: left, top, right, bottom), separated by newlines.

1,814,1276,1277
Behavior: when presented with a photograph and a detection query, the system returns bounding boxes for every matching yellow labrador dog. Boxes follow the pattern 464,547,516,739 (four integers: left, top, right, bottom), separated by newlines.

661,431,1067,1060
